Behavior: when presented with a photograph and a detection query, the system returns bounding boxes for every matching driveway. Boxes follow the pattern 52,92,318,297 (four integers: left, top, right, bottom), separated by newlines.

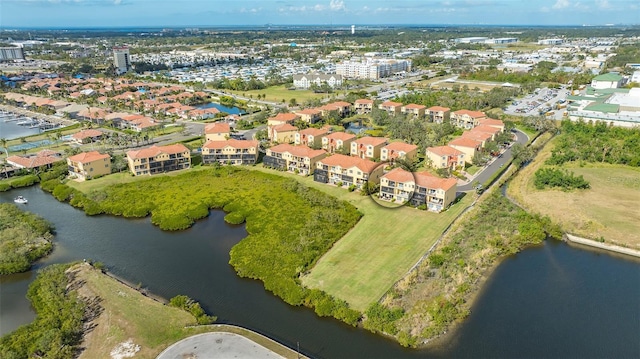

458,129,529,192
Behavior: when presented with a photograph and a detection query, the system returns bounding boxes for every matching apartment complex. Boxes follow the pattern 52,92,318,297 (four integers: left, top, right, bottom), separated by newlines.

126,144,191,176
201,139,259,165
263,144,327,175
426,106,451,124
379,101,403,116
205,122,231,142
268,123,298,143
295,127,329,147
314,154,383,189
379,168,457,212
450,110,487,129
426,145,465,170
401,104,426,119
336,59,411,80
380,142,418,162
67,151,111,181
322,132,356,153
292,73,343,89
354,99,374,114
350,137,389,159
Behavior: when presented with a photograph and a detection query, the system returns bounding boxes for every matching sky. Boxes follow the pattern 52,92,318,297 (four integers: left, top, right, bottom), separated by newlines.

1,0,639,28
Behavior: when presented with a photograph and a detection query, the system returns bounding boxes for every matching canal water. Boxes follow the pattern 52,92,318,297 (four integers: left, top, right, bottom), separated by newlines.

1,186,638,358
0,117,41,141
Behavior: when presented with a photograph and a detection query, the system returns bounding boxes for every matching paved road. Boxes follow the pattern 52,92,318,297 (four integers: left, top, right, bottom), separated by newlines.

458,129,529,192
156,332,285,359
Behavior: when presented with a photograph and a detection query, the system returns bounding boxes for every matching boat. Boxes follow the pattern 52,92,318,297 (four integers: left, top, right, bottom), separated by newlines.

14,196,28,204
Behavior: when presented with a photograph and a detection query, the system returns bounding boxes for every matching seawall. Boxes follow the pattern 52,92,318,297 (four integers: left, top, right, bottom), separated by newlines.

564,234,640,258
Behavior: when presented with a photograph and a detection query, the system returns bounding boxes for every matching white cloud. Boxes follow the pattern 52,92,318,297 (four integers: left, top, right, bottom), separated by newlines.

329,0,345,11
552,0,570,9
595,0,611,9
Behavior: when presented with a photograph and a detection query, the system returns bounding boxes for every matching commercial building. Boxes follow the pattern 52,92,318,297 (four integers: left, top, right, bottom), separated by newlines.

201,139,259,165
67,151,111,181
126,144,191,176
590,73,624,89
379,168,457,212
113,46,131,75
538,38,563,45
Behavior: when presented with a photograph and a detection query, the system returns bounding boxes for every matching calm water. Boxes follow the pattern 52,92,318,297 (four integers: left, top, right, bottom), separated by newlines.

0,117,41,141
1,186,639,358
197,102,245,115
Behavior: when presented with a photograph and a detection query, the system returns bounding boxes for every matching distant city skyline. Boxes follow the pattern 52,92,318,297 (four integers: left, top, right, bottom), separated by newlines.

1,0,639,28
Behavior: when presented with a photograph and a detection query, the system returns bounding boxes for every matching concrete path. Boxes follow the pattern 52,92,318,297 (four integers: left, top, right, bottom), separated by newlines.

156,332,286,359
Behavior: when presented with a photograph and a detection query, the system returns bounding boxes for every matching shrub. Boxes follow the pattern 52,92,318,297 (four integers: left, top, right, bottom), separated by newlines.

168,295,216,325
347,184,356,192
363,303,404,335
534,167,590,190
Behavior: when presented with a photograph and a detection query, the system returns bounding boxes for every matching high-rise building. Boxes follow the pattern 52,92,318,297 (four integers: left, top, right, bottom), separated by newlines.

113,46,131,75
336,59,411,80
0,46,25,61
351,25,355,35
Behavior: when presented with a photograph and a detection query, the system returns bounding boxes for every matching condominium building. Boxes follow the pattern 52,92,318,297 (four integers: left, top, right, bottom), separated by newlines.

0,46,25,61
317,101,352,118
380,142,418,162
354,99,374,114
113,46,131,75
294,108,322,124
314,154,383,189
448,137,482,163
350,136,389,159
336,59,411,80
401,104,426,119
263,144,327,175
379,167,457,212
205,122,231,142
292,73,343,89
322,132,356,153
201,139,259,165
126,144,191,176
67,151,111,181
268,123,298,143
267,112,299,126
295,127,329,148
425,146,465,170
379,101,403,116
450,109,487,129
426,106,451,124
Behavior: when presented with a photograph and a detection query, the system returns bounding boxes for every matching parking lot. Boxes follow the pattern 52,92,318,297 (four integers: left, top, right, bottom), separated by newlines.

504,87,571,120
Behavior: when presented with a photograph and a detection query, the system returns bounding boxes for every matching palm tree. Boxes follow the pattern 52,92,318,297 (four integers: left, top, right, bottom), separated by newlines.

0,138,8,157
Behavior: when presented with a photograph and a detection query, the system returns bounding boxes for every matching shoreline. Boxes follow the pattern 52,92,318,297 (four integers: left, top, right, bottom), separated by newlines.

564,233,640,258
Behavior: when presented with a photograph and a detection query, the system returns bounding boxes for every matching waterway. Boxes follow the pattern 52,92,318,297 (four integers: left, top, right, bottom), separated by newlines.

197,102,245,115
1,186,639,358
0,116,41,140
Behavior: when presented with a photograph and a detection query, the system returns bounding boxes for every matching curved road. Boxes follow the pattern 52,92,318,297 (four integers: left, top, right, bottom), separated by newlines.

458,129,529,192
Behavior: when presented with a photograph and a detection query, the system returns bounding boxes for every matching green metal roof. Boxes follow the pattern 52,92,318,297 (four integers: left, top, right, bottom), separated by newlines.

584,103,620,113
592,73,623,82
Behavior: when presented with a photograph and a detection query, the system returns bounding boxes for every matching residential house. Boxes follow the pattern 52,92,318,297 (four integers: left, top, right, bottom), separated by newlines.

126,144,191,176
267,112,299,127
263,144,327,175
322,132,356,154
425,145,465,170
450,109,487,129
201,139,259,165
294,108,322,124
426,106,451,123
295,127,329,148
476,117,505,132
469,124,502,141
269,123,298,143
448,137,482,163
380,141,418,163
379,167,457,212
188,107,220,120
120,114,159,132
5,150,63,171
350,136,389,159
401,103,426,119
314,154,383,189
378,101,403,116
318,101,352,118
67,151,111,181
460,130,493,147
71,129,104,145
205,122,231,142
354,99,374,115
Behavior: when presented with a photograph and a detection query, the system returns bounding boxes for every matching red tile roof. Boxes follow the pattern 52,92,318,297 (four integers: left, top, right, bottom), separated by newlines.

72,129,103,140
127,144,189,159
355,99,374,104
298,127,329,136
427,145,463,156
382,168,457,191
470,124,501,135
453,109,486,118
383,141,418,152
477,118,505,128
324,132,356,141
205,122,231,134
268,144,326,158
6,152,63,169
270,113,300,122
202,139,258,150
461,131,493,142
296,108,322,116
68,151,110,164
353,136,389,146
318,154,379,173
272,123,298,132
403,103,426,110
448,137,482,148
381,101,403,107
427,106,451,112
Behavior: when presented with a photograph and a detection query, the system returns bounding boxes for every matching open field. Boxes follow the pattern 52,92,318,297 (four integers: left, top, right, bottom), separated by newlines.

249,166,473,311
225,84,341,104
507,137,640,249
73,264,303,359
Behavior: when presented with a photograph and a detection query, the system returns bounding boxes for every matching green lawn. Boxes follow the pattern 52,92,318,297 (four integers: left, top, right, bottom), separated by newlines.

251,165,473,311
226,85,343,104
465,165,481,176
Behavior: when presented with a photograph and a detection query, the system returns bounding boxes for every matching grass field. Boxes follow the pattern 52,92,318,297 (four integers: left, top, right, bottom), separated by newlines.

226,85,341,104
507,137,640,249
250,166,473,311
73,264,303,359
